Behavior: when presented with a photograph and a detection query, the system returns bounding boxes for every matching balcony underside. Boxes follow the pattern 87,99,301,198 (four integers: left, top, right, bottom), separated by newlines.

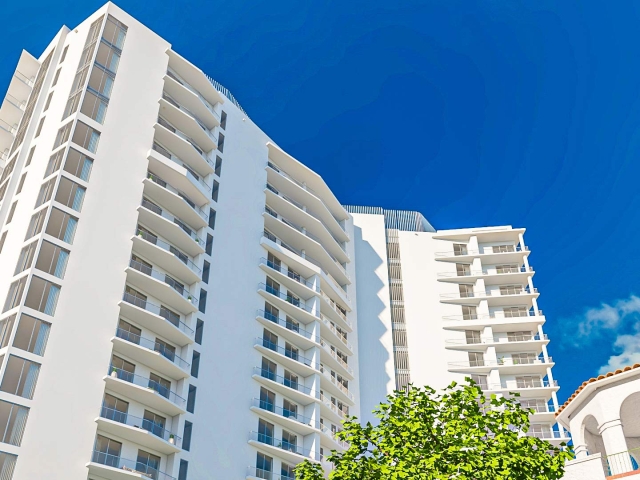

147,149,210,205
95,416,180,454
143,177,208,230
131,235,200,286
137,205,204,257
103,375,186,416
125,266,197,316
159,97,216,153
154,123,213,177
119,300,193,347
164,74,220,129
111,336,189,381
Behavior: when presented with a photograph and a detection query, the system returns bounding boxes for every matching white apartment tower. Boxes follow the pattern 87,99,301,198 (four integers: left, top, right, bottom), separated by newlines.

0,4,564,480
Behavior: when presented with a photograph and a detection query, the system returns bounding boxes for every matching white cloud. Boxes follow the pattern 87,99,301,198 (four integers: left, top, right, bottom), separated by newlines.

573,295,640,340
598,333,640,374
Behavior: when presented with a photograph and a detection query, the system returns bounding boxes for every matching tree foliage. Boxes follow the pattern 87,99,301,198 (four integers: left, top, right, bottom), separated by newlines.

295,380,571,480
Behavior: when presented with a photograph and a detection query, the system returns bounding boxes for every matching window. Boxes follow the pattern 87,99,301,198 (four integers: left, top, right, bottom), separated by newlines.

92,434,121,467
453,243,468,256
493,244,515,253
101,393,129,422
0,451,17,477
0,232,6,255
264,302,279,322
512,353,537,365
53,122,73,148
52,68,61,86
111,355,135,381
25,210,47,240
468,352,484,367
43,92,54,112
285,342,298,361
72,121,100,153
219,111,227,130
36,178,56,207
284,370,298,390
191,351,200,378
217,132,224,153
263,329,278,351
259,387,275,411
205,234,213,255
0,316,16,349
60,45,69,63
46,208,79,243
3,277,27,313
187,384,197,413
45,150,65,177
211,180,219,202
516,376,542,388
34,117,45,138
149,372,171,398
507,331,533,342
198,289,207,313
183,421,192,451
283,399,297,419
13,314,51,356
116,319,141,343
266,277,280,296
142,410,166,438
214,155,222,176
469,374,488,390
500,285,523,296
95,40,122,74
520,398,548,413
496,264,519,274
281,462,295,480
5,203,17,224
136,450,160,479
64,148,94,181
0,399,29,445
14,242,38,275
24,276,61,315
458,284,474,298
208,208,216,230
282,430,297,452
0,355,41,399
461,305,477,320
195,319,204,345
154,338,176,363
456,263,471,276
81,65,114,123
258,419,274,445
261,357,276,381
465,330,481,345
179,460,188,480
16,174,27,194
256,453,272,478
503,306,528,318
35,241,70,278
202,260,210,284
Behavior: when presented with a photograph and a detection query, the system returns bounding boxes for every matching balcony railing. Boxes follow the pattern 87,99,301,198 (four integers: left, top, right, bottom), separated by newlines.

603,447,640,476
122,291,194,337
521,403,557,414
259,282,316,316
107,365,186,408
442,310,543,321
257,309,319,343
115,327,190,370
320,339,353,375
251,398,319,428
439,287,538,300
437,266,534,278
267,161,346,234
14,71,34,87
129,259,197,306
135,227,201,275
319,314,353,350
320,424,349,449
140,198,204,246
528,430,566,440
319,393,349,420
253,366,319,398
4,94,26,111
162,92,215,140
166,68,220,119
496,379,558,390
447,356,553,368
249,431,318,460
435,245,529,257
321,291,348,322
256,337,319,370
320,369,354,401
444,333,548,346
157,115,215,164
0,119,16,135
146,172,208,221
90,450,175,480
260,257,318,291
151,142,212,192
246,467,295,480
99,405,182,447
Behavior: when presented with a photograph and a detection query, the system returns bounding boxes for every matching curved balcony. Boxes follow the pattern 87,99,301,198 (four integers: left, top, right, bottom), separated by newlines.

439,287,539,307
126,259,198,315
167,49,225,108
254,337,319,376
112,327,190,380
96,406,181,454
259,257,319,300
444,333,548,352
266,184,348,261
442,313,545,332
256,309,319,351
132,228,200,285
159,94,217,153
249,431,319,464
0,119,16,153
487,379,559,398
263,208,350,285
319,393,348,425
319,339,353,379
119,292,194,347
87,450,175,480
250,398,319,435
247,466,300,480
437,266,535,285
320,292,351,331
266,160,348,242
258,282,318,323
447,357,554,374
320,424,349,450
434,245,530,264
164,70,220,129
104,366,187,416
525,403,557,423
319,369,354,405
0,94,25,129
144,172,208,229
6,71,33,107
154,120,214,178
252,367,319,405
138,199,204,257
319,314,353,353
148,145,211,204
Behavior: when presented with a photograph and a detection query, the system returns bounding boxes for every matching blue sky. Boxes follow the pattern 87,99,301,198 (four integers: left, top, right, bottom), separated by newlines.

2,0,640,403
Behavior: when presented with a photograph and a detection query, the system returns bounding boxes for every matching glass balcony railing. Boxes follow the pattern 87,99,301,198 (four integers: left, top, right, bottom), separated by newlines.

319,314,353,350
256,337,319,370
259,282,316,316
321,292,348,322
13,71,34,87
115,327,190,370
146,172,208,222
4,94,25,111
442,310,543,321
151,142,212,192
319,393,349,420
320,339,353,375
320,424,349,449
166,68,220,119
320,369,354,401
135,228,201,275
129,259,197,306
122,291,194,338
140,198,204,246
157,115,215,166
253,366,318,398
162,92,217,144
99,405,182,447
107,365,186,408
251,398,319,428
260,257,318,291
90,450,175,480
246,467,295,480
249,431,318,460
257,309,319,343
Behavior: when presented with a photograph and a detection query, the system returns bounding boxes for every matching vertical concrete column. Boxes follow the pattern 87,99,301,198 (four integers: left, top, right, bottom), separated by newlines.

599,419,632,475
573,443,589,459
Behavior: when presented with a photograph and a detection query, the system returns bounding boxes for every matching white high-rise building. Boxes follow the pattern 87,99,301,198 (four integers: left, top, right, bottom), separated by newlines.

0,3,566,480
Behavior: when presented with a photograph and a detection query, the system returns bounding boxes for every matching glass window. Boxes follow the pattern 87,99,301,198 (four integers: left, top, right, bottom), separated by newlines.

45,150,65,177
45,208,79,243
63,148,93,181
25,209,47,240
44,92,53,112
259,387,275,412
34,117,45,138
13,314,51,356
182,421,192,451
195,319,204,345
211,181,219,202
92,434,121,467
52,69,61,86
257,419,274,445
205,234,213,256
0,232,6,255
0,316,16,349
14,241,38,275
0,399,29,446
35,241,70,278
0,355,41,399
101,393,129,422
214,155,222,176
142,410,166,439
198,289,207,314
178,460,188,480
208,208,216,230
55,177,86,211
24,276,61,316
256,452,272,478
72,121,100,153
53,122,73,149
219,111,227,130
95,41,121,74
81,89,108,124
191,351,200,378
187,384,196,413
217,132,224,153
3,278,27,313
149,373,171,398
15,174,26,195
35,178,56,207
103,15,128,49
202,261,210,284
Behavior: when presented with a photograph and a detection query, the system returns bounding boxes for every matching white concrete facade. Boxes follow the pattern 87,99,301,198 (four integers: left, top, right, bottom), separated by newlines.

557,366,640,480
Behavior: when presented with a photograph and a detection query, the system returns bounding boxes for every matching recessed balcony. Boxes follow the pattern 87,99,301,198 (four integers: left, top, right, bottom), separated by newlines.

159,94,217,153
248,431,318,464
119,292,194,347
250,398,319,435
153,121,214,178
125,259,198,315
144,173,208,230
148,145,211,204
252,367,319,405
256,309,319,351
164,69,220,129
258,283,319,323
319,369,354,405
254,337,319,376
524,404,557,423
87,450,175,480
319,314,353,353
437,266,535,285
111,327,190,380
132,229,200,285
96,406,181,454
138,199,204,257
103,366,187,416
0,94,25,129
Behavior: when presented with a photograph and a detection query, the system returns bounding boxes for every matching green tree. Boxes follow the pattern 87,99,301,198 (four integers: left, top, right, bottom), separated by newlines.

295,380,571,480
